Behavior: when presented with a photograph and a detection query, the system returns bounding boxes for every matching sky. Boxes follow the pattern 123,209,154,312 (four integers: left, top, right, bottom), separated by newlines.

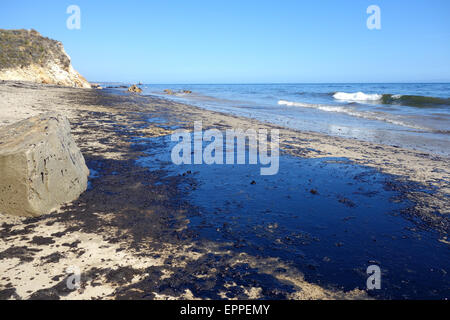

1,0,449,83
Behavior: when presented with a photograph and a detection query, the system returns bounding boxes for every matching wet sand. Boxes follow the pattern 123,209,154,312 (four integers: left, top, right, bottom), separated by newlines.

0,81,448,300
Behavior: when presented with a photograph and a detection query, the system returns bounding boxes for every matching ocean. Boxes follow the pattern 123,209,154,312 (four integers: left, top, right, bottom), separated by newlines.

111,83,450,155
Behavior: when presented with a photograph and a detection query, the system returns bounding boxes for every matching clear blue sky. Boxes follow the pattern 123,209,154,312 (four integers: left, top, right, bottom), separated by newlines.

1,0,449,83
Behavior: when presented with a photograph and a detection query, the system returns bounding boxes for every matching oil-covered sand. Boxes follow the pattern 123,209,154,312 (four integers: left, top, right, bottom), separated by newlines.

0,81,448,299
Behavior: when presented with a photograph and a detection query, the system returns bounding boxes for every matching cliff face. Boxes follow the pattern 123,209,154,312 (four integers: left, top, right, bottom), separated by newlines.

0,29,91,88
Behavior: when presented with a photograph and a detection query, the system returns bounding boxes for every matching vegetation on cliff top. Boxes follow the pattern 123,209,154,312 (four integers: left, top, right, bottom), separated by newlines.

0,29,71,71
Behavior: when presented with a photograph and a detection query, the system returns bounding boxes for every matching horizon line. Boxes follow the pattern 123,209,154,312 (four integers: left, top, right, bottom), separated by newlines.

90,81,450,85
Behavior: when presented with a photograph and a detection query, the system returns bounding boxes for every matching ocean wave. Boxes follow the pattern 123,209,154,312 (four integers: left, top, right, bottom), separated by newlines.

333,92,450,107
278,100,429,130
380,94,450,107
333,92,383,101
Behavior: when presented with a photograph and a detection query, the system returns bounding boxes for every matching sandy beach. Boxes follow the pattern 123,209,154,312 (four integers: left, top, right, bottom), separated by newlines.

0,81,449,300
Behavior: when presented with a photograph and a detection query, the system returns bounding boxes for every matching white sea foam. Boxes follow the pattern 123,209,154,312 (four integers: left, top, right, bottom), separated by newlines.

278,100,347,113
277,100,427,130
333,92,382,101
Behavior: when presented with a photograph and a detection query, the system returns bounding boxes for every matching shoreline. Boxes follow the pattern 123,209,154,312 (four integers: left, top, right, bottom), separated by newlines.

0,81,449,299
127,83,450,157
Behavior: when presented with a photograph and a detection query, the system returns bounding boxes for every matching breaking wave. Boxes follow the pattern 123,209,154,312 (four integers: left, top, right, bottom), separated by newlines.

333,92,450,107
333,92,383,101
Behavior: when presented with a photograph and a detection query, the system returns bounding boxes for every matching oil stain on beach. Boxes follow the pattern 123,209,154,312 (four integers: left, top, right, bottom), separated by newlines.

135,117,449,300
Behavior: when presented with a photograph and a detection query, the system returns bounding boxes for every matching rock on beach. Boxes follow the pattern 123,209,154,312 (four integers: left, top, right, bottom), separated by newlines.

0,113,89,217
128,84,142,93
